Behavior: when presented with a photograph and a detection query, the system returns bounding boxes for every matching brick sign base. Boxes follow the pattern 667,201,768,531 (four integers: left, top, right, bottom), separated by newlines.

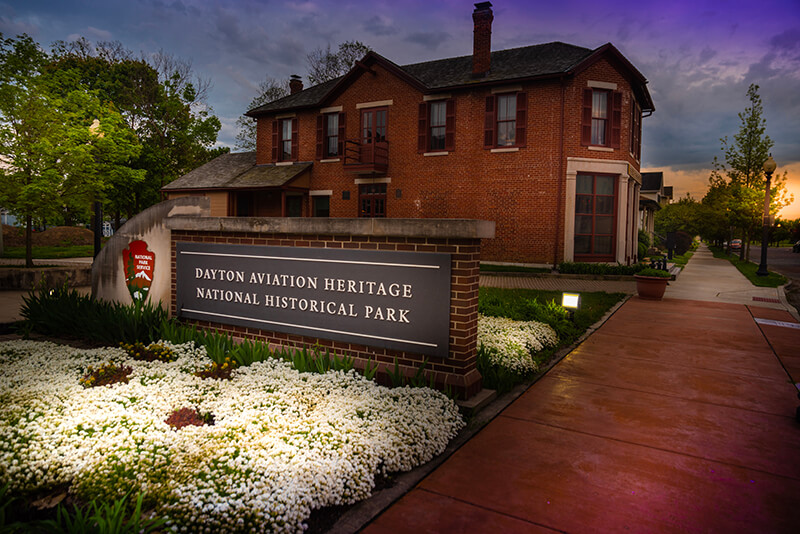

166,217,495,400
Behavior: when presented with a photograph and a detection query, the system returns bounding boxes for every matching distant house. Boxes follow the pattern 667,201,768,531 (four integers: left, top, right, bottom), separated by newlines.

164,2,655,265
639,171,672,242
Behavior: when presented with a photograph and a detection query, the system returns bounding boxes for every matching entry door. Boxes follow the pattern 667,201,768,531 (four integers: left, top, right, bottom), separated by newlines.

359,183,386,218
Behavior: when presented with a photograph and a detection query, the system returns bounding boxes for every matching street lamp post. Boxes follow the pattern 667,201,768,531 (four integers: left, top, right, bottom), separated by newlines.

756,155,777,277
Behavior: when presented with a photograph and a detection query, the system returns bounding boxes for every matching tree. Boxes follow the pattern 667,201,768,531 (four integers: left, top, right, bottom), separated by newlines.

0,34,139,266
708,84,792,260
49,39,225,222
306,40,371,85
235,77,289,151
654,195,702,238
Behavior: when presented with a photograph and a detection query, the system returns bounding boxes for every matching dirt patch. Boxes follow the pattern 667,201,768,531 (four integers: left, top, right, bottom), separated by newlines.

3,225,95,247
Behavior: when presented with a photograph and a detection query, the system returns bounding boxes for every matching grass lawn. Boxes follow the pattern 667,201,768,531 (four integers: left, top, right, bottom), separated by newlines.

708,245,787,287
1,245,94,259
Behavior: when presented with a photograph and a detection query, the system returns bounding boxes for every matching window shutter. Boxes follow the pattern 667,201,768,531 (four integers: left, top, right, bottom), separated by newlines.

417,102,427,153
610,91,622,148
445,99,456,152
338,112,346,156
271,119,278,162
484,96,495,148
515,92,527,147
291,118,299,160
581,89,592,146
316,115,324,160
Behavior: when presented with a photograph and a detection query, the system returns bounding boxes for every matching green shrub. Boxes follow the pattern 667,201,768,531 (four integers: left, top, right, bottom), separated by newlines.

636,267,671,278
557,262,645,276
21,283,166,345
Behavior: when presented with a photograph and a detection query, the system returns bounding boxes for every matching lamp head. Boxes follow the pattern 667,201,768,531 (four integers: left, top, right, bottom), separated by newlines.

763,155,777,174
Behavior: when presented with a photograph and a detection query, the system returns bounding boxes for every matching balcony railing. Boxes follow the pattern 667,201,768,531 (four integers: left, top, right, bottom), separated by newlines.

344,139,388,175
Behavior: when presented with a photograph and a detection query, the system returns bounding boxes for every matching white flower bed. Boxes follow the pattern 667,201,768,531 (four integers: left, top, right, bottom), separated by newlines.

477,314,559,373
0,340,464,533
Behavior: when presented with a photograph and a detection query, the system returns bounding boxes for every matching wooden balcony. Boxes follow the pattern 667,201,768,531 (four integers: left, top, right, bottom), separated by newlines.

344,139,388,175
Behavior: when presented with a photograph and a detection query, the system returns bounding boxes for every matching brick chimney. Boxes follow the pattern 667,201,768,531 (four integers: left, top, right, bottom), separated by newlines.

289,74,303,94
472,2,493,77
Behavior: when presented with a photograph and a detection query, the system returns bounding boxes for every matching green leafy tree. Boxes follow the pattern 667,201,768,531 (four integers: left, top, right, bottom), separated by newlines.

236,77,289,151
654,195,701,238
708,84,792,259
49,40,225,223
306,40,371,85
0,34,135,266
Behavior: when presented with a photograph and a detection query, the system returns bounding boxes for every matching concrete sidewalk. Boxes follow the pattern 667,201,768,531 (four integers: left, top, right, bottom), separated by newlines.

362,247,800,533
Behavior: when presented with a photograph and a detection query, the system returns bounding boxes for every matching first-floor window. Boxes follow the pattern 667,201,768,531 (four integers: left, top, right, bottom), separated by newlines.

574,174,616,260
313,196,330,217
359,183,386,218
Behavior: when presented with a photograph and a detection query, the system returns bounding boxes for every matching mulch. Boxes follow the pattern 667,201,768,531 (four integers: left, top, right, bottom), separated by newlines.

2,225,95,247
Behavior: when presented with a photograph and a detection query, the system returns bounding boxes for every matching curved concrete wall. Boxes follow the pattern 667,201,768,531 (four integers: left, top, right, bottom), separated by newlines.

92,197,210,308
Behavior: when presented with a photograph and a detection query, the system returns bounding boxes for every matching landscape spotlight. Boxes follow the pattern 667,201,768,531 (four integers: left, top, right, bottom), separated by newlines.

562,292,581,319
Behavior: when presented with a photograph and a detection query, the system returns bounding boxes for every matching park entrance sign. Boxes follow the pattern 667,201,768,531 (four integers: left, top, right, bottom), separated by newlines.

165,216,494,399
176,243,451,357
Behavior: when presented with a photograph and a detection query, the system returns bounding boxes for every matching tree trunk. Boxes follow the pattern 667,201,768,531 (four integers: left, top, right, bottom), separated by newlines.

25,215,33,268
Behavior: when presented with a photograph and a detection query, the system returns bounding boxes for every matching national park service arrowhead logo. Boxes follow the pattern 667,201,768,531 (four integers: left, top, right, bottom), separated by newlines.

123,240,155,305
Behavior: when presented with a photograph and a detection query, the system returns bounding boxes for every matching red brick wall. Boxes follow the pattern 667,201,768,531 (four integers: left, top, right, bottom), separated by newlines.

255,55,642,265
170,229,483,399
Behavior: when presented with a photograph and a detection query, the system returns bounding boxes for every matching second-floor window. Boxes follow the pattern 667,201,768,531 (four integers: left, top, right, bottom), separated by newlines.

591,91,608,145
272,117,298,162
417,99,455,152
281,119,292,160
581,88,622,148
317,112,346,159
430,101,446,150
484,92,527,149
496,94,516,146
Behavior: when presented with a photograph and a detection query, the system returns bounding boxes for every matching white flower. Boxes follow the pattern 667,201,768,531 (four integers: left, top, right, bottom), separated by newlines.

477,314,558,373
0,340,464,533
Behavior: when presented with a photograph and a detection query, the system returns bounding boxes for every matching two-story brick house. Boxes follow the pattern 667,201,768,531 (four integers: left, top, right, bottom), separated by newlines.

163,2,655,265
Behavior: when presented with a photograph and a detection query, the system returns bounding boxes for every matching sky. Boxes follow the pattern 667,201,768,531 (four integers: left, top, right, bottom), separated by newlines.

2,0,800,217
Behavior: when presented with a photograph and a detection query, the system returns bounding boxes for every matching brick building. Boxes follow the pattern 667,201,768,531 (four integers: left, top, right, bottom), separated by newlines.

163,2,655,265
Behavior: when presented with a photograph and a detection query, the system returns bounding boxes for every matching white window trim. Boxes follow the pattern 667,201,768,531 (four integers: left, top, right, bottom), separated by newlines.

588,146,614,152
356,100,393,109
320,106,343,114
563,158,631,263
423,151,449,157
423,93,452,102
275,112,296,119
491,147,519,153
275,161,293,166
354,177,391,185
587,80,617,90
309,190,333,197
319,158,340,163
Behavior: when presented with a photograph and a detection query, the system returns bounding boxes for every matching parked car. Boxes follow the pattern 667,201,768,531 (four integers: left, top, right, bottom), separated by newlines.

793,240,800,253
730,239,742,250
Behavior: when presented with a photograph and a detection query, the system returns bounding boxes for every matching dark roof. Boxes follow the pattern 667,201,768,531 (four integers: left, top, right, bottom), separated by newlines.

248,77,341,115
640,172,664,192
401,42,592,89
246,41,653,117
162,152,311,191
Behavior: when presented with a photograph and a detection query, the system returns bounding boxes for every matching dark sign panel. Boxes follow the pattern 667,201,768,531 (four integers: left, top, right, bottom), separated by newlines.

176,243,452,358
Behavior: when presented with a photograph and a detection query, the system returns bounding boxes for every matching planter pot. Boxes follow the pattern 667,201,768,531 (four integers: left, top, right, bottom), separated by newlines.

634,274,669,300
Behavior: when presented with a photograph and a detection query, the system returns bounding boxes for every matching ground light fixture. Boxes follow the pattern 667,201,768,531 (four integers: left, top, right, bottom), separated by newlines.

562,292,581,320
756,155,777,277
